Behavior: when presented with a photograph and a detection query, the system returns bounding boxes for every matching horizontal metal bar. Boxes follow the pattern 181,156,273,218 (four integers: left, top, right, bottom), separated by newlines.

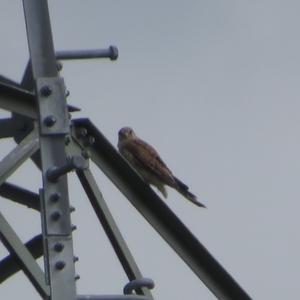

0,75,22,88
0,234,43,283
0,81,36,118
0,129,39,186
76,168,153,299
56,46,118,61
72,118,251,300
0,77,79,118
0,212,49,297
0,182,40,211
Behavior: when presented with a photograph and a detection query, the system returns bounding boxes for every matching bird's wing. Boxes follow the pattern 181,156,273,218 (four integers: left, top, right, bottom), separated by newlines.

121,138,176,186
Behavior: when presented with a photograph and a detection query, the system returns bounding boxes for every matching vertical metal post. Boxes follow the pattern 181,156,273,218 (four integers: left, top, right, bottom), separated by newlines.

22,1,76,299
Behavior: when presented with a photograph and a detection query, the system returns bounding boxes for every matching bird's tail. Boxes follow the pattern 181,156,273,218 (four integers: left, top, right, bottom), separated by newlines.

173,177,206,208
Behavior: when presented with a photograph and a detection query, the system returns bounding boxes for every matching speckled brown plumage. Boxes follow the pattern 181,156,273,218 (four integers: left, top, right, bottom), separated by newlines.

117,127,205,208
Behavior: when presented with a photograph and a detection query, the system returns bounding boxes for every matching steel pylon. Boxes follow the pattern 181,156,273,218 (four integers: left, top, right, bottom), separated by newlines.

0,1,251,299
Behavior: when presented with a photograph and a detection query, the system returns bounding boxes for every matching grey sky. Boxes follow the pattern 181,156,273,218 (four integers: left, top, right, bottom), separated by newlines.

1,1,300,299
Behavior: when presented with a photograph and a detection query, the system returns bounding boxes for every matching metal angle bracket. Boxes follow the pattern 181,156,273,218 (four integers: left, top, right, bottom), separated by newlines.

36,77,69,135
44,236,76,293
39,184,72,236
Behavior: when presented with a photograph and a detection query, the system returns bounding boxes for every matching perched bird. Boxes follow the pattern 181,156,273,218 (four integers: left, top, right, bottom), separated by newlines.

118,127,205,208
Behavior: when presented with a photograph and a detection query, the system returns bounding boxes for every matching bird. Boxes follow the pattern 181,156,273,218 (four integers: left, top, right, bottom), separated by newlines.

117,127,206,208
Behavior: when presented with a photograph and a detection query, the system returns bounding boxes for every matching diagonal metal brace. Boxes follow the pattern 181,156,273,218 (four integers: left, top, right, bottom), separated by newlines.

76,168,154,299
0,129,39,186
0,213,49,298
0,182,40,211
72,118,252,300
0,234,43,283
0,81,37,118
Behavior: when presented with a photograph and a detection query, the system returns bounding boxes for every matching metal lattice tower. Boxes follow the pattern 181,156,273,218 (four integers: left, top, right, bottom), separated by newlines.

0,1,252,299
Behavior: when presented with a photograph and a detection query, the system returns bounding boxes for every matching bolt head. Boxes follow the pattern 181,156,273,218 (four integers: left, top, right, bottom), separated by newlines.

55,261,66,270
65,136,71,145
40,85,52,97
54,242,64,252
76,127,88,138
88,136,95,145
81,150,90,159
75,274,80,281
51,211,61,221
71,156,85,169
56,61,63,71
49,192,61,203
109,45,118,61
44,115,57,127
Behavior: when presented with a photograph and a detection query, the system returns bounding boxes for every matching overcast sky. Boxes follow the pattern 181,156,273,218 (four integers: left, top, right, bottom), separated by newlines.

1,1,300,299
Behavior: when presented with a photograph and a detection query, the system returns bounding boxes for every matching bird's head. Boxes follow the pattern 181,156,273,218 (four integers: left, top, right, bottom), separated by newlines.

118,127,137,141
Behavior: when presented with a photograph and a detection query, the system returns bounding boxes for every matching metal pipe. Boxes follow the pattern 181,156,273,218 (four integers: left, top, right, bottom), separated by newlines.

56,46,118,61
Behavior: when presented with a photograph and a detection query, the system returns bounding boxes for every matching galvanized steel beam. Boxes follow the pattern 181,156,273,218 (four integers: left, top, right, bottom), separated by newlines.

0,81,36,118
0,182,40,211
0,129,39,186
76,168,154,299
22,0,77,299
0,213,49,297
72,119,251,300
0,234,43,283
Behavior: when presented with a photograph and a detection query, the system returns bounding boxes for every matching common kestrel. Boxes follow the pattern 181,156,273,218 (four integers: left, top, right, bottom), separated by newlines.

118,127,205,208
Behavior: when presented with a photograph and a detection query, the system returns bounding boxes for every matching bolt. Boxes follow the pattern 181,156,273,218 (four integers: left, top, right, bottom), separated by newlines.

81,150,90,159
47,156,86,182
75,275,80,281
77,128,88,138
55,261,66,270
54,242,64,252
70,206,76,213
65,135,71,145
40,85,52,97
49,192,61,203
73,256,79,263
109,45,118,61
88,136,95,145
57,61,63,71
71,225,77,231
44,115,57,127
71,156,86,169
65,90,70,97
51,211,61,221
